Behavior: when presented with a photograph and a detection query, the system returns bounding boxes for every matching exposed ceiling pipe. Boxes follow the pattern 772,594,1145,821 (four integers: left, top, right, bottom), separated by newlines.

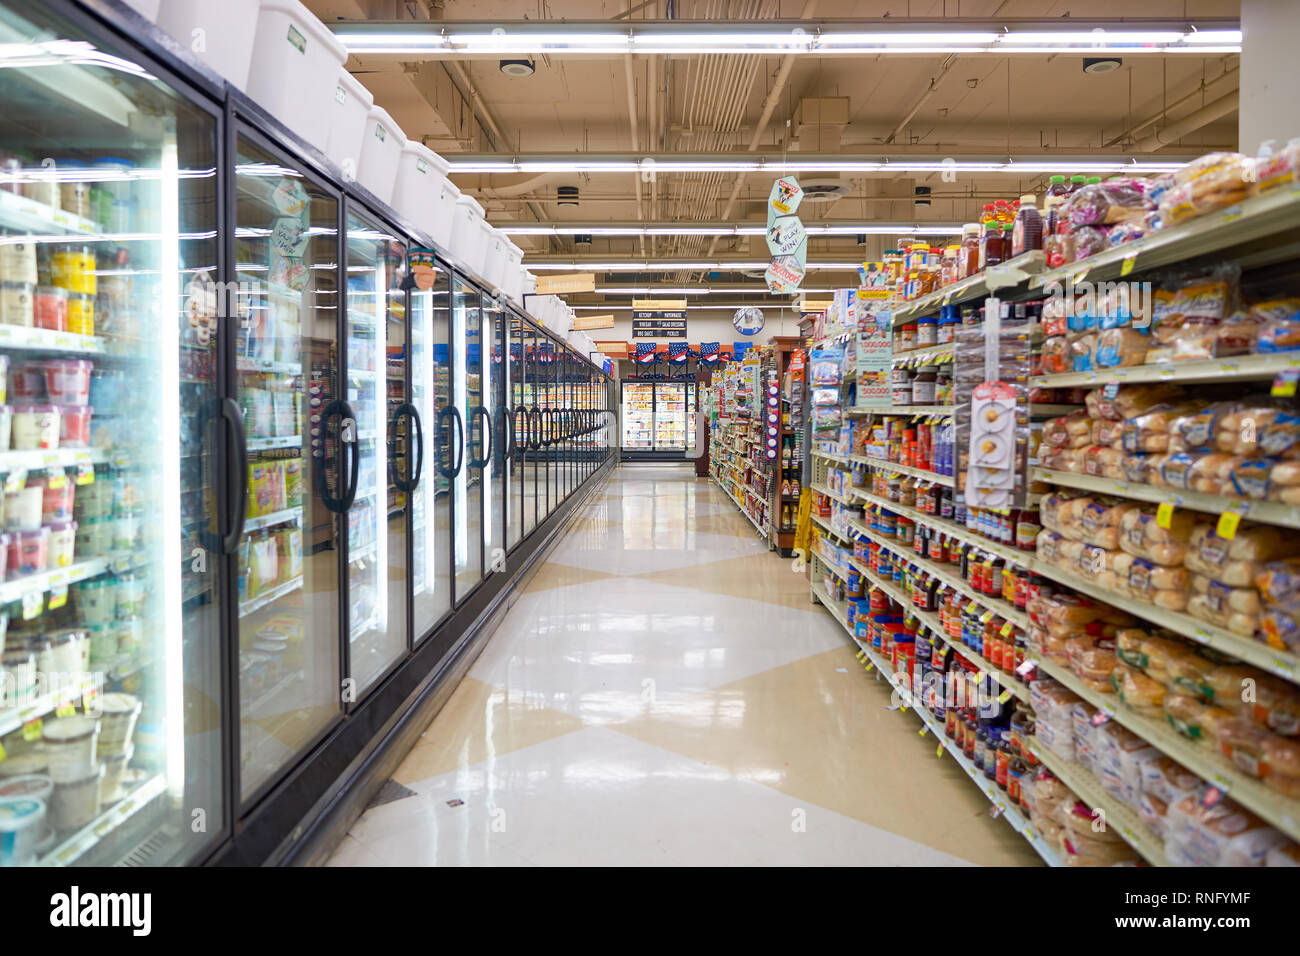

624,53,647,256
1104,67,1239,148
884,54,958,145
476,173,568,199
704,0,819,259
1134,89,1239,151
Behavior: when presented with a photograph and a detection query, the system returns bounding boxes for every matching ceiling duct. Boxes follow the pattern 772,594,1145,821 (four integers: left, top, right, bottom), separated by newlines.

789,96,850,151
557,185,580,207
799,178,854,203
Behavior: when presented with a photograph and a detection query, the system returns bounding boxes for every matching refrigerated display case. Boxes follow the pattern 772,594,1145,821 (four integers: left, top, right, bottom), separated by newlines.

621,380,697,459
621,382,654,451
654,382,687,451
0,0,615,868
0,0,224,865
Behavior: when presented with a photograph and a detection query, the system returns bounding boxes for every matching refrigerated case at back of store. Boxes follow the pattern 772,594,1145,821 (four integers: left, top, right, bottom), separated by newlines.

0,0,223,865
621,381,653,451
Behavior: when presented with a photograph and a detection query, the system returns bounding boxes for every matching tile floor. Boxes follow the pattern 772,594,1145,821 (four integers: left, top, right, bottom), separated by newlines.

327,463,1042,867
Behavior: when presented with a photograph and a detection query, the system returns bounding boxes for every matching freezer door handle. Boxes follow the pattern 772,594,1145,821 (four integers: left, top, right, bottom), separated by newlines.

220,397,248,555
527,406,542,451
467,405,492,469
437,405,465,479
340,400,360,511
498,406,516,460
318,399,355,513
390,401,422,493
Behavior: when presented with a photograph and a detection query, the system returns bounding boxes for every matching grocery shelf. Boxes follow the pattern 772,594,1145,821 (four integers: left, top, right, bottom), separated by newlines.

245,507,302,533
810,577,1055,865
1030,351,1300,389
0,187,99,236
847,404,955,418
811,511,852,547
0,447,107,473
852,486,1032,569
1028,404,1084,417
1030,561,1300,683
809,482,857,508
237,358,302,376
40,772,168,868
891,343,955,366
850,454,956,488
847,516,1031,631
1027,739,1168,867
811,449,851,466
1029,651,1300,844
1032,467,1300,533
0,675,99,740
715,478,768,540
247,435,302,452
238,574,303,618
0,556,112,606
0,324,104,355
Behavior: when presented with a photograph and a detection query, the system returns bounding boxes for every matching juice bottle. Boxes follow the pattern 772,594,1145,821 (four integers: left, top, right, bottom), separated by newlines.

1011,194,1043,256
959,223,981,278
1068,174,1087,194
1085,176,1102,186
980,219,1004,269
980,203,996,224
1046,175,1069,201
994,199,1012,224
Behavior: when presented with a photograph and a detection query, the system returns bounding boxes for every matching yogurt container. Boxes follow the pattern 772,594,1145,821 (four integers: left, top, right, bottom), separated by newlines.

34,474,75,523
0,774,53,806
74,516,110,556
112,511,139,551
49,628,88,674
0,240,37,285
41,716,99,783
0,752,46,779
9,364,44,402
3,485,42,531
115,573,144,617
8,527,49,575
47,520,76,568
74,576,116,624
49,765,102,830
33,286,67,331
58,405,92,447
0,648,34,699
0,281,33,327
0,796,46,865
98,693,140,755
86,623,117,669
100,745,132,805
43,360,91,406
74,477,111,520
11,404,58,449
115,617,141,659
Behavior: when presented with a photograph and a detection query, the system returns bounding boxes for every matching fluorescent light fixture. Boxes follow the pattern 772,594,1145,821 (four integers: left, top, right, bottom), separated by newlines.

450,157,1191,175
335,23,1241,56
497,223,964,238
525,261,859,271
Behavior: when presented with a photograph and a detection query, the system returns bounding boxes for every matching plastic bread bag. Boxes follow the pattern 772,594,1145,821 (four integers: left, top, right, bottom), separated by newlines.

1090,382,1185,422
1039,444,1086,473
1081,444,1125,480
1138,634,1201,688
1187,593,1259,637
1186,453,1242,496
1079,498,1144,549
1254,558,1300,605
1042,409,1092,448
1066,638,1118,690
1158,167,1254,227
1254,300,1300,354
1138,791,1170,839
1121,401,1209,453
1186,521,1300,586
1126,558,1190,611
1141,755,1204,806
1166,693,1237,747
1166,794,1289,866
1120,452,1157,484
1264,735,1300,798
1068,330,1097,372
1119,508,1198,566
1090,417,1125,449
1069,224,1110,261
1267,842,1300,866
1166,651,1222,701
1213,719,1300,799
1107,219,1147,248
1110,662,1167,718
1033,527,1066,565
1093,326,1150,368
1266,460,1300,505
1255,138,1300,194
1216,401,1300,457
1041,334,1072,374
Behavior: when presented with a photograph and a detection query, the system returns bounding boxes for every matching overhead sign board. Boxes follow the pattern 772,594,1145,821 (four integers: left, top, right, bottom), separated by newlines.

766,215,807,258
572,313,615,330
535,272,595,295
764,255,806,294
631,310,688,338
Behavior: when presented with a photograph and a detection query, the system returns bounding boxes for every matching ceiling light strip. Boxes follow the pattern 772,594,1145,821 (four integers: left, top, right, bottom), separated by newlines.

449,158,1190,175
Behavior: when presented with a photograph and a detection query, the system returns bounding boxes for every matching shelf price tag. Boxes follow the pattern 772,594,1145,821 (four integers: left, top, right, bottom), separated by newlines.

47,585,67,611
936,743,944,758
1156,502,1175,530
1272,369,1300,398
75,463,95,486
0,742,5,762
3,469,25,494
21,717,42,742
919,726,928,737
1217,504,1245,541
55,702,75,718
980,610,995,624
997,689,1013,704
1119,249,1141,277
21,591,42,620
1000,622,1015,638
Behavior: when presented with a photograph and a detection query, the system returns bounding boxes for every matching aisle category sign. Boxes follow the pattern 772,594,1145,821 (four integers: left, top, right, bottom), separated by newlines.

631,310,688,338
854,290,893,409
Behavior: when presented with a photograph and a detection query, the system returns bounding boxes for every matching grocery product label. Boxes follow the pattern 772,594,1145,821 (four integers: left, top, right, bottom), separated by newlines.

21,717,41,741
287,24,307,55
335,84,346,104
375,123,387,143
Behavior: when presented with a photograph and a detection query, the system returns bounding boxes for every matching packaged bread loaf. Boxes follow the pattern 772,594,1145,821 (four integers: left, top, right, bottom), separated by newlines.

1255,298,1300,354
1214,718,1300,796
1140,755,1204,806
1248,676,1300,737
1259,604,1300,653
1264,735,1300,798
1119,508,1198,566
1130,633,1199,686
1185,521,1300,587
1266,842,1300,866
1090,417,1126,449
1083,444,1125,479
1043,410,1092,449
1159,155,1255,225
1041,335,1072,374
1125,558,1190,610
1088,383,1184,421
1164,794,1288,866
1138,791,1170,838
1166,652,1220,701
1256,139,1300,194
1095,326,1151,369
1256,559,1300,605
1111,662,1167,717
1165,693,1237,747
1122,401,1209,453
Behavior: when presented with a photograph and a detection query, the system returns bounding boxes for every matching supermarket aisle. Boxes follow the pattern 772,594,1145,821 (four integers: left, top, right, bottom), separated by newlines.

327,464,1041,866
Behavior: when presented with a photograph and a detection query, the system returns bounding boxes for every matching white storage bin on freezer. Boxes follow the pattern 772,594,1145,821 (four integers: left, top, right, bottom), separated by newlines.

502,239,526,303
246,0,347,153
392,143,448,234
427,161,459,250
157,0,259,88
324,67,374,173
523,272,537,296
357,105,405,204
450,195,488,275
481,226,510,291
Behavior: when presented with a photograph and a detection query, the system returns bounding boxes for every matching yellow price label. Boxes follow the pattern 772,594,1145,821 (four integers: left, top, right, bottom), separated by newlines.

0,741,5,761
864,662,874,673
1156,502,1175,529
55,702,75,718
1000,622,1014,637
919,726,929,737
21,718,42,742
21,591,42,621
966,601,979,614
936,743,944,758
981,611,995,624
997,689,1013,704
1071,268,1089,287
47,586,67,611
1217,510,1242,540
1120,251,1140,276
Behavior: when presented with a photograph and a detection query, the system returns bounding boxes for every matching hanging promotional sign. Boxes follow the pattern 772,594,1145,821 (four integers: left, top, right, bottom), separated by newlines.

765,255,806,294
732,306,765,336
766,215,807,258
768,176,804,217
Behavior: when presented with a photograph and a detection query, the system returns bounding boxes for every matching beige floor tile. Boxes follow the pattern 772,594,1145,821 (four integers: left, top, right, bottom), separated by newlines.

609,646,1042,866
393,677,587,786
522,561,622,593
632,551,812,610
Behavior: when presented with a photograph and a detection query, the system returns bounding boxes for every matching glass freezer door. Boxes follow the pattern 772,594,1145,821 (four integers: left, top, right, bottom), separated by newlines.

233,137,340,806
341,212,406,696
654,383,687,451
506,312,524,550
450,277,481,597
482,293,504,575
621,382,654,451
0,0,223,864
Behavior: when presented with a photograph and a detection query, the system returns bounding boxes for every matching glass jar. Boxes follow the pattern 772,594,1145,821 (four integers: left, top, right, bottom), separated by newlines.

1011,193,1043,257
958,223,981,278
916,316,937,347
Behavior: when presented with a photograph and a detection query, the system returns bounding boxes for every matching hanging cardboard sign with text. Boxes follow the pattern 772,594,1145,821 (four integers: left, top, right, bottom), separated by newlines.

535,273,596,295
572,313,615,331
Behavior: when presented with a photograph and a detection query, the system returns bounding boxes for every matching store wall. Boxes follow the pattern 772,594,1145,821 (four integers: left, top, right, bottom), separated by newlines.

1241,0,1300,153
598,308,806,346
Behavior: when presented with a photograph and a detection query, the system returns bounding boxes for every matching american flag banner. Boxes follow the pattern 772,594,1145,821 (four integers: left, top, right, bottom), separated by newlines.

668,342,688,363
636,342,659,364
699,341,720,364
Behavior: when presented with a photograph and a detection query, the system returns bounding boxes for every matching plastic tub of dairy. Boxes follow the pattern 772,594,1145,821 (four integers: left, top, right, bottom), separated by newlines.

115,573,145,618
74,516,111,557
44,359,91,406
481,225,509,291
245,0,347,153
47,520,76,569
502,240,525,303
50,627,88,673
98,694,141,756
32,472,75,523
392,142,447,229
11,405,59,450
50,765,102,831
74,574,116,629
10,364,43,402
356,105,404,204
100,745,133,806
0,774,52,806
8,527,49,576
156,0,260,88
4,485,42,531
450,195,488,275
42,716,98,784
0,752,46,779
0,796,46,865
324,67,374,173
59,405,92,447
